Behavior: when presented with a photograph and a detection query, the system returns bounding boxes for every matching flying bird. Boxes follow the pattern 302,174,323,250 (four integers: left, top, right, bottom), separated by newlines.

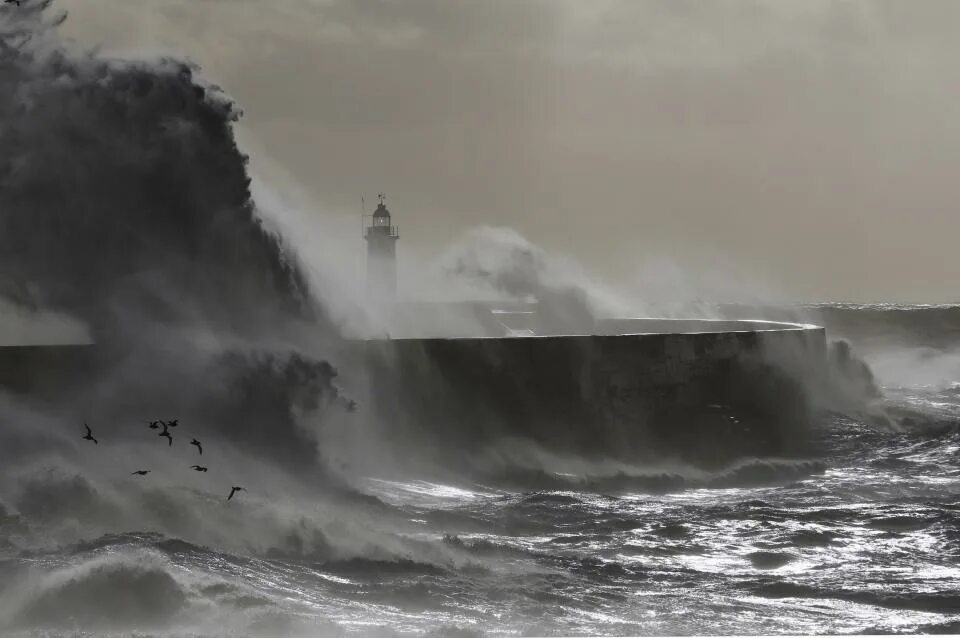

190,465,208,472
158,424,173,447
147,420,162,430
3,1,21,7
82,424,98,445
190,438,202,455
165,419,179,428
228,486,246,500
131,470,150,476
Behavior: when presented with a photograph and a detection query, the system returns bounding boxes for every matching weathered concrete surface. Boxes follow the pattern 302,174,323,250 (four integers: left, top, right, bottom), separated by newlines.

358,318,827,467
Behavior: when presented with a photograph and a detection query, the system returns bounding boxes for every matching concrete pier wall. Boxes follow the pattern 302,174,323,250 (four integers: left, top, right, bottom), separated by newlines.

0,314,828,467
360,318,827,466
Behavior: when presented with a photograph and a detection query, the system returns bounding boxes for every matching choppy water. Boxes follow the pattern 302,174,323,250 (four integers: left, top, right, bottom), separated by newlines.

3,370,960,636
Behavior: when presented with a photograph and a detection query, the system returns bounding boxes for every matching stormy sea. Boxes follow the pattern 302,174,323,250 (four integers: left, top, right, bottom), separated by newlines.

2,3,960,636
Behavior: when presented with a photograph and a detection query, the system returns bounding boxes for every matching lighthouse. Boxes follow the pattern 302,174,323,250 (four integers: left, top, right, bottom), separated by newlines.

363,193,399,301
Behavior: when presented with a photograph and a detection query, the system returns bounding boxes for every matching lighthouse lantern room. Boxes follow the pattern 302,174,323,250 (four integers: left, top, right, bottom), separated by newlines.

363,193,399,300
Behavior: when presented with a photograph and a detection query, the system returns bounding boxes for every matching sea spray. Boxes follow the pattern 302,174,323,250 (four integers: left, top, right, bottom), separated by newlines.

0,0,356,476
0,0,320,339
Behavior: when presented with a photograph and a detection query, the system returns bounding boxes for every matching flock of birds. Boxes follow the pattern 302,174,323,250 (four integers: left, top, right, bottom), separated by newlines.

82,421,246,501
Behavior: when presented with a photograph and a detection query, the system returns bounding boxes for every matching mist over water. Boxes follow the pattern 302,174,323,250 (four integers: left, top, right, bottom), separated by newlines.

1,2,959,636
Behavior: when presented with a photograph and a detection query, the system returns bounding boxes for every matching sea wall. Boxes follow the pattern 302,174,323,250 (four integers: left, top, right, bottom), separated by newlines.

358,319,827,467
0,318,828,467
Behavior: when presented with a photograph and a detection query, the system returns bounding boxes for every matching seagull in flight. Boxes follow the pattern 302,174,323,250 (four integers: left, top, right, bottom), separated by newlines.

190,465,208,472
4,1,21,7
147,420,162,430
131,470,150,476
228,486,246,500
82,424,98,445
158,423,173,447
164,419,179,428
190,438,202,455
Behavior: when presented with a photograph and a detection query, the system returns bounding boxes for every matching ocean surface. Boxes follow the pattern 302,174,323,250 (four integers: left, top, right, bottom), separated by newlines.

2,304,960,637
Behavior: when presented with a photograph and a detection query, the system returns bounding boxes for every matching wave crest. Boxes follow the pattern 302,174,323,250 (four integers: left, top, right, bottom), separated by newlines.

5,554,186,630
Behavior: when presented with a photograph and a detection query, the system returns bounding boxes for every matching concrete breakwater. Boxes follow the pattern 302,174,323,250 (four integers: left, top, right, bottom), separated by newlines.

358,318,828,467
0,315,829,467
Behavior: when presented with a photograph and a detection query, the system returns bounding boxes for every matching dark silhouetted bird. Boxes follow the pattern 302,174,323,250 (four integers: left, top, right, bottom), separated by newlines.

228,486,246,500
159,423,173,447
165,419,179,428
346,400,358,412
82,424,98,445
4,1,21,7
190,465,208,472
148,420,162,430
131,470,150,476
190,438,202,455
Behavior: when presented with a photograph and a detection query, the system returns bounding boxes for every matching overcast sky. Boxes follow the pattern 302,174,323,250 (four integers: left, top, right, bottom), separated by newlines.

58,0,960,303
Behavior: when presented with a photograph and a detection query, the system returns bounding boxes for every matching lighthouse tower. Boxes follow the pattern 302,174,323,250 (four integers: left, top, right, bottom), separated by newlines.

363,193,399,300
